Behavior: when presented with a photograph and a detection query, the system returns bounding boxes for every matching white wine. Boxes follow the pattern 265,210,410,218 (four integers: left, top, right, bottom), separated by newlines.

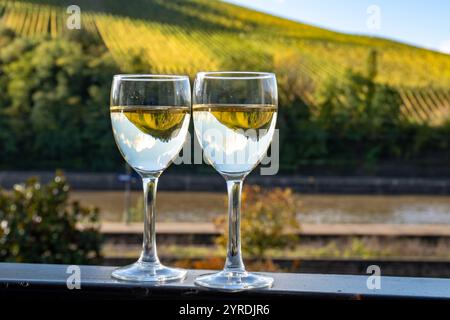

193,104,277,176
110,106,190,173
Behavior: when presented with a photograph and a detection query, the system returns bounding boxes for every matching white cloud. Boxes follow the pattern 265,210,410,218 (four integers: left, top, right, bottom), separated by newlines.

438,39,450,54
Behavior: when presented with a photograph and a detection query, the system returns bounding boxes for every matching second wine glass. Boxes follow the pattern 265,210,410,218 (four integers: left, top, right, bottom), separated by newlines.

193,72,278,291
110,74,190,282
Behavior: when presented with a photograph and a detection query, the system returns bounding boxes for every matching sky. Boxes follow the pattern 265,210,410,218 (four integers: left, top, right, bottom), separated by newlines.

224,0,450,54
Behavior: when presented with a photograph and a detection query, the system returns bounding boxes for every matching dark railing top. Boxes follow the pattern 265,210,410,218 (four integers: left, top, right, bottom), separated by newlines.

0,263,449,300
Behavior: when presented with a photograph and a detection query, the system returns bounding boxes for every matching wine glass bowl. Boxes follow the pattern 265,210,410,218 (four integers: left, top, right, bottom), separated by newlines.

110,75,191,175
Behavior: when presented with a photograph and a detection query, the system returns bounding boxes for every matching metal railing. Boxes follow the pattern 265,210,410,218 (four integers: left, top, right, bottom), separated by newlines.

0,263,449,300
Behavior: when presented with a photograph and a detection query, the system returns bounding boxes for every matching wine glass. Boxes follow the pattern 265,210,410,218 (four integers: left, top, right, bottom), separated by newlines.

192,72,278,291
110,74,190,282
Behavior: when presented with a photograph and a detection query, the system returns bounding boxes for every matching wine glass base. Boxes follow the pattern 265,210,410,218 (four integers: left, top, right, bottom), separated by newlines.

111,260,186,283
194,270,274,292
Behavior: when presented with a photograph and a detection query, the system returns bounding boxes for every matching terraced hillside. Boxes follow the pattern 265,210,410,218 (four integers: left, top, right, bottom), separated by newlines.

0,0,449,125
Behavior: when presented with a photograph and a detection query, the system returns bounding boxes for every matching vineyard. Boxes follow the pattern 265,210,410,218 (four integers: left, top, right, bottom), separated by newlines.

0,0,449,125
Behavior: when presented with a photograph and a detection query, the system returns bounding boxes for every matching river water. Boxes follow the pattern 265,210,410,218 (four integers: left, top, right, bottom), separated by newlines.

71,191,450,225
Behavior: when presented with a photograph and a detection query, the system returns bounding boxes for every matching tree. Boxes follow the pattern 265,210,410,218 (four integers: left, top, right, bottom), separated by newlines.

0,28,121,170
314,50,403,164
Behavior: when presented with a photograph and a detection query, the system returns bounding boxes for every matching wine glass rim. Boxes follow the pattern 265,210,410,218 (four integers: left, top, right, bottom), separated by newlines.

198,71,275,80
114,74,189,81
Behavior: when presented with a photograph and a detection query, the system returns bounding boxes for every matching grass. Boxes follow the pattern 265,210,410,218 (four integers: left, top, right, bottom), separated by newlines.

0,0,449,124
103,237,450,261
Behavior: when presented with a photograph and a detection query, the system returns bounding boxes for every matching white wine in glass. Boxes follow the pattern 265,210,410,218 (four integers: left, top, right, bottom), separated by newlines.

110,75,190,282
193,72,278,291
111,106,190,172
193,104,277,175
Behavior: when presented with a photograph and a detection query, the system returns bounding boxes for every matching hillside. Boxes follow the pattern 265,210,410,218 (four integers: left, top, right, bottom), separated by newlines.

0,0,449,125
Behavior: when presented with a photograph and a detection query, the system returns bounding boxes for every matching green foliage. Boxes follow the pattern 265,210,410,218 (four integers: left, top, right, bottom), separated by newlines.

314,53,403,163
0,27,121,170
0,172,102,264
214,185,300,258
342,238,377,259
278,50,450,170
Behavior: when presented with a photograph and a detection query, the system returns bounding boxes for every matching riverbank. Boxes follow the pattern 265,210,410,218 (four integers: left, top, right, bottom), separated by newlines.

99,222,450,277
1,171,450,194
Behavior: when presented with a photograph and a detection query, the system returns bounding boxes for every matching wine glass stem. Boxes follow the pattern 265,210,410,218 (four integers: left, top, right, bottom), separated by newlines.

139,176,160,264
224,179,245,272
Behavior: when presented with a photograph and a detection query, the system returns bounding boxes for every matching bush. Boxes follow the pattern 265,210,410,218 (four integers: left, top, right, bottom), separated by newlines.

0,172,102,264
214,185,300,259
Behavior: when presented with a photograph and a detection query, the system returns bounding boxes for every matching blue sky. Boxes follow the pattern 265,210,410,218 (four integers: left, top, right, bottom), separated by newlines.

224,0,450,54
